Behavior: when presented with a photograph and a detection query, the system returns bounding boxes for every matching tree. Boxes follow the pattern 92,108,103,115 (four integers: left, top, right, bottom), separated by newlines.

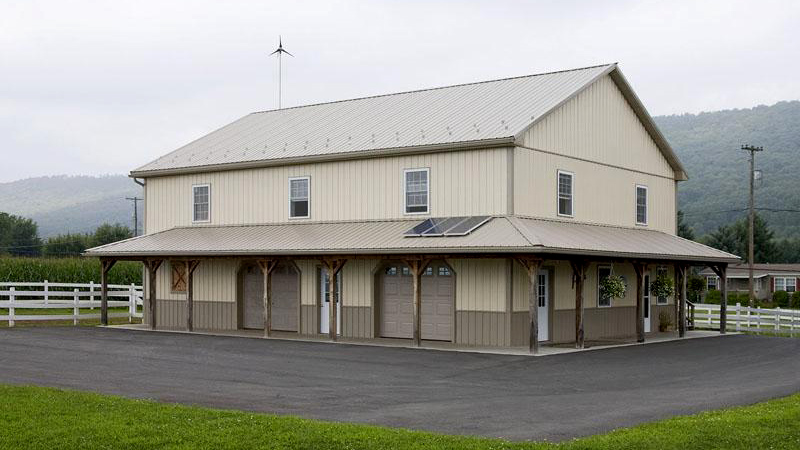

42,233,92,257
703,224,740,256
702,213,778,263
0,212,41,256
91,223,133,247
677,210,695,240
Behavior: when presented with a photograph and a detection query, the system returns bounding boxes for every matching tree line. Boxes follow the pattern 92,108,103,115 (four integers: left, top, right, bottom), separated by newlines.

678,211,800,263
0,211,132,257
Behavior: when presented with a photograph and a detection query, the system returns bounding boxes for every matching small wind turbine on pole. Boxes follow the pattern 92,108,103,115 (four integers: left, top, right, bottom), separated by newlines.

270,36,293,109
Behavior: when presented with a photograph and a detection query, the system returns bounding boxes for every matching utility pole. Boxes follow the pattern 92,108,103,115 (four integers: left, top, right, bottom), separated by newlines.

741,145,764,307
126,196,142,237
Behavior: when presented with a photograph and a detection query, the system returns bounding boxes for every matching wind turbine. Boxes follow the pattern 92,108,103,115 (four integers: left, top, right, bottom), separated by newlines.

270,36,293,109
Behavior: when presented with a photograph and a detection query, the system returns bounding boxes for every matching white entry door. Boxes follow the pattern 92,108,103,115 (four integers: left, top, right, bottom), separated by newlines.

537,269,549,342
643,273,651,333
319,268,342,335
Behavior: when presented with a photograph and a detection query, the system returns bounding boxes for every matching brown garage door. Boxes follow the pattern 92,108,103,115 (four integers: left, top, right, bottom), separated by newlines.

242,263,298,331
379,262,453,341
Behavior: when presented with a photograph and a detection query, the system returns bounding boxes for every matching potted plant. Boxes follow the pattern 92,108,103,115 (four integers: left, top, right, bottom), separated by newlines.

650,274,675,300
599,273,626,300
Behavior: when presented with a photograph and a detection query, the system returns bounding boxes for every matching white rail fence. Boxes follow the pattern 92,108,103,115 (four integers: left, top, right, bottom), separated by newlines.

0,281,144,326
693,302,800,336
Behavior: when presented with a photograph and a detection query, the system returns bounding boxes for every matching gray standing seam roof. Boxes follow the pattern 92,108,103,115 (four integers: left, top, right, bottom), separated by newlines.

133,64,618,175
85,216,739,263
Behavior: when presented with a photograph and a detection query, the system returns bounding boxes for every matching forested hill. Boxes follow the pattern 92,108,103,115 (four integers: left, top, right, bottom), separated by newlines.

0,175,141,238
655,100,800,239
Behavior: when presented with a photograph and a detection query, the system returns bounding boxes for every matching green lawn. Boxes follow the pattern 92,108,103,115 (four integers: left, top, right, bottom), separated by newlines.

0,307,140,327
0,385,798,449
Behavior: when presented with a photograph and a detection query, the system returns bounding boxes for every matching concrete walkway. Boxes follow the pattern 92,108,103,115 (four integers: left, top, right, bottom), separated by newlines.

0,327,797,442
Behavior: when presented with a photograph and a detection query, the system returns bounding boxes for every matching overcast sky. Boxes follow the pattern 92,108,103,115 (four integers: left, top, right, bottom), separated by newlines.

1,0,798,183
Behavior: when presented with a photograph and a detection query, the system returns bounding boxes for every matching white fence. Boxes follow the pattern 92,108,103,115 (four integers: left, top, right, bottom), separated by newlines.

0,281,144,326
693,303,800,336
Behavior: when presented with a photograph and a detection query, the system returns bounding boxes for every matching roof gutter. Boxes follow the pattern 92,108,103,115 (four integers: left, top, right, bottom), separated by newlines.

129,137,516,179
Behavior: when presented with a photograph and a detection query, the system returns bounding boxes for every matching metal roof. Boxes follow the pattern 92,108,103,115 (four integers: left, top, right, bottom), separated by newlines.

85,216,738,263
133,63,640,177
698,263,800,277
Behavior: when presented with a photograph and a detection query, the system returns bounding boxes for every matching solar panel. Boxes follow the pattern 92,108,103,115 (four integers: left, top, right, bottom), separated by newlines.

404,219,435,237
421,216,468,236
444,216,491,236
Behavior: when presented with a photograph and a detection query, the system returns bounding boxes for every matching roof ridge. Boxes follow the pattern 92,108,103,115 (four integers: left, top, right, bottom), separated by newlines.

249,63,614,115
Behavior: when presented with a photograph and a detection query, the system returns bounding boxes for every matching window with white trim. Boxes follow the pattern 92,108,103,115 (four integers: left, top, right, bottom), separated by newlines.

404,168,429,214
707,276,718,291
192,184,210,222
557,170,573,217
598,266,612,307
775,277,797,293
289,177,310,218
656,266,668,304
636,185,648,225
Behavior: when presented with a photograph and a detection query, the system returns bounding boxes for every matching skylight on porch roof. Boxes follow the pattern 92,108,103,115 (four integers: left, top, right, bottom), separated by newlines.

403,216,491,237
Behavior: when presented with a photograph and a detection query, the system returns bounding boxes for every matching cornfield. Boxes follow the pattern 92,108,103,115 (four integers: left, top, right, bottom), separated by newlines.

0,257,142,285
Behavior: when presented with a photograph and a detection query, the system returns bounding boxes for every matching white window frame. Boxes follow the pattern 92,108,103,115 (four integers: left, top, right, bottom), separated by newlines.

707,276,719,291
597,265,612,308
403,168,430,215
191,183,211,223
635,184,648,226
557,170,574,218
288,176,311,219
775,276,797,293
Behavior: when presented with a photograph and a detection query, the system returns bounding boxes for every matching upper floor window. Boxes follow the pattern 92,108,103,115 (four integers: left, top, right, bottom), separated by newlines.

557,170,573,217
775,277,797,293
404,168,429,214
636,185,648,225
192,184,210,223
289,176,310,218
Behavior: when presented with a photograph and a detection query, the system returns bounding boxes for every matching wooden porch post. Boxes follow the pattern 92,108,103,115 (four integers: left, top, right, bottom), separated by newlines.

144,259,163,330
257,259,279,338
185,260,200,332
100,259,116,326
405,258,431,347
321,259,347,341
711,264,729,334
673,262,681,334
633,262,647,343
515,257,543,354
570,260,589,349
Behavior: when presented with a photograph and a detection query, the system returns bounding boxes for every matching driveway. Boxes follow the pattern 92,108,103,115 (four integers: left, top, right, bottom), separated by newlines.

0,327,798,441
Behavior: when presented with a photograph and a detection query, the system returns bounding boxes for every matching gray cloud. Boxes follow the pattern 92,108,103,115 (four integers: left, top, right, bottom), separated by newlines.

1,0,798,182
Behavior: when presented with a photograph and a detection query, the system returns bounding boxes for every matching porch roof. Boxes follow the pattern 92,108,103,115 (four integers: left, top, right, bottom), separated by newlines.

84,216,739,263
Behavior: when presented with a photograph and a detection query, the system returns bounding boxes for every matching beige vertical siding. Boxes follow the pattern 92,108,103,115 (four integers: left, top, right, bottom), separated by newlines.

145,148,510,233
341,259,378,308
154,259,238,302
295,260,318,306
449,259,507,312
520,74,675,179
514,148,676,233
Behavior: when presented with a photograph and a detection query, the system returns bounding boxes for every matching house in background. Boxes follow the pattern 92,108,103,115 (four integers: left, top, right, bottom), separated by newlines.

86,63,738,352
699,263,799,300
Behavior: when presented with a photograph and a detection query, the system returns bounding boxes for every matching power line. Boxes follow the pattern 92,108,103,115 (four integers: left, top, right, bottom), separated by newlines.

681,207,800,217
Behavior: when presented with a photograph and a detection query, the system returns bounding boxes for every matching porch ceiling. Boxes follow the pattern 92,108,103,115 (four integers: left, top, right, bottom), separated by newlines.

83,216,739,264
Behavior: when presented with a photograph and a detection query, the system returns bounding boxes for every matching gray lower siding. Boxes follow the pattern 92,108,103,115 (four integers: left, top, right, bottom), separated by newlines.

144,299,237,330
342,306,373,339
455,311,508,347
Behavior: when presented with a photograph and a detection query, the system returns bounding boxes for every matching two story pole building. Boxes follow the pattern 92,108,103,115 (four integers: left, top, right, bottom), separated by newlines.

86,63,738,353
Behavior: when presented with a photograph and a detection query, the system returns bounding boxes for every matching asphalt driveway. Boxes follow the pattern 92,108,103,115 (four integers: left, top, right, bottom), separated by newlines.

0,327,798,441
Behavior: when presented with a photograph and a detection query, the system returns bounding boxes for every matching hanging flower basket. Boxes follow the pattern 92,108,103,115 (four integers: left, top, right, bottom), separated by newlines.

599,274,626,299
651,275,675,299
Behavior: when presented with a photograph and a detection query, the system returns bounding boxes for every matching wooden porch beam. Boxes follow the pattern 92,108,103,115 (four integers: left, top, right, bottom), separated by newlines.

710,263,728,334
515,256,543,354
185,260,201,332
143,259,163,330
404,258,431,347
99,259,117,326
257,259,280,338
569,259,589,349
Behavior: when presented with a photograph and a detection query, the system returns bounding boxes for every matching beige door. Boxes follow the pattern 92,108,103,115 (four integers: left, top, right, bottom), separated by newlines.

272,265,299,332
242,264,298,331
379,263,453,341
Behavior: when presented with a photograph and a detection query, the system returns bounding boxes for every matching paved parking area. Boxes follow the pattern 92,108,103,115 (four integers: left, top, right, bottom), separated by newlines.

0,327,798,441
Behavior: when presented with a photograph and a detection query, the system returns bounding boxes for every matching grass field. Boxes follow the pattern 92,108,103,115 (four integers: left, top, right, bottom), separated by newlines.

0,307,141,327
0,385,798,450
